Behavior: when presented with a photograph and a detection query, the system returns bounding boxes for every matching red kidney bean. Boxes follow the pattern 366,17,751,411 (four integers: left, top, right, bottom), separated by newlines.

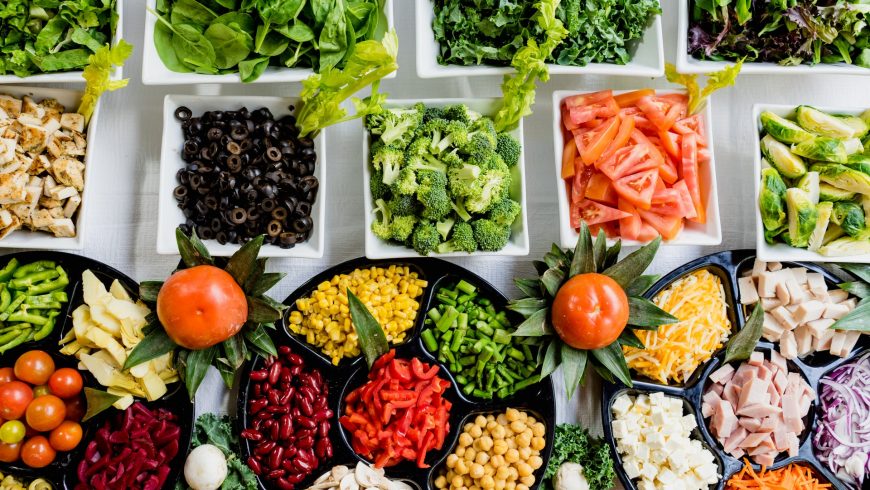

287,473,306,485
268,389,281,406
278,345,291,355
247,456,262,475
298,416,315,429
315,438,330,459
241,429,262,441
250,398,268,415
250,369,268,381
269,423,280,441
278,390,292,405
267,469,285,480
269,446,284,469
318,421,330,438
264,356,275,367
288,353,304,366
297,436,314,450
254,441,275,455
257,410,271,420
297,448,314,464
269,361,283,385
289,365,302,376
296,429,314,440
276,478,295,490
299,397,314,417
294,458,313,473
279,415,293,440
285,446,297,458
253,384,262,397
313,408,332,421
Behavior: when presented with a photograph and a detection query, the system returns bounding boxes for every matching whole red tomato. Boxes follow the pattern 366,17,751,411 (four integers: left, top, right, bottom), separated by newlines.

64,397,86,422
25,395,66,432
0,367,15,385
14,351,55,386
157,265,248,349
49,420,82,451
48,368,83,399
20,435,55,468
0,381,34,420
0,441,21,463
551,273,629,350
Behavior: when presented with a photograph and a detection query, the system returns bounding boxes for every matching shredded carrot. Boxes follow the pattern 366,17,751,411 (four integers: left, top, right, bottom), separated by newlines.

726,459,832,490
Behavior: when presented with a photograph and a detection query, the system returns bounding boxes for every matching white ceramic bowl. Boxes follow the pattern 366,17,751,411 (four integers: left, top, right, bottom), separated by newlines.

142,0,395,85
157,95,325,258
0,0,124,84
0,85,100,250
676,1,870,75
362,98,529,259
414,0,664,79
752,103,870,263
552,89,722,249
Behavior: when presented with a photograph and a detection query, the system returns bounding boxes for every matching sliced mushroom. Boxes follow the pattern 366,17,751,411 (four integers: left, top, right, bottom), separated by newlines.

387,480,416,490
313,470,333,485
331,465,350,482
355,461,386,488
339,473,360,490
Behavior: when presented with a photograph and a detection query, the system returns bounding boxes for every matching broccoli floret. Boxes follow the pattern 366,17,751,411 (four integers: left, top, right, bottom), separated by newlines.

488,198,521,227
392,167,419,196
447,163,483,198
372,145,405,185
406,136,431,158
463,133,497,166
388,193,418,217
371,198,392,240
496,133,521,168
366,108,422,147
437,221,477,253
472,219,511,251
407,153,448,174
443,104,472,124
390,215,418,242
436,217,455,240
370,167,389,200
423,106,446,123
465,167,511,214
452,199,473,221
469,118,498,147
417,170,452,221
412,221,441,255
432,120,471,153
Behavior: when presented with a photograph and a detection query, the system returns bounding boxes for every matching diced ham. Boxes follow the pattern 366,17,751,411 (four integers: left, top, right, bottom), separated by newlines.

738,417,762,433
794,300,825,324
748,351,764,367
762,312,785,342
756,364,772,382
806,273,827,295
829,331,852,357
824,303,850,320
758,416,779,433
710,383,724,396
709,363,735,384
775,282,791,305
739,276,759,305
806,318,835,337
732,448,746,460
814,328,836,352
752,259,766,278
781,393,804,433
761,297,782,311
787,432,800,458
773,370,788,395
766,380,781,407
794,325,814,357
737,404,782,418
828,289,849,304
773,428,791,452
837,331,861,358
711,399,738,438
732,363,758,386
780,330,798,360
740,432,771,449
769,350,788,373
771,306,798,331
723,426,749,453
785,279,807,305
768,262,782,271
754,452,776,467
724,382,741,407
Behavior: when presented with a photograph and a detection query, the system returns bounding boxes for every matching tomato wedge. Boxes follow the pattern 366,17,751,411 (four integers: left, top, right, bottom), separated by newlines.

617,198,642,241
599,116,635,163
630,130,664,168
561,105,580,132
571,164,594,205
565,91,619,125
613,169,659,211
672,179,698,219
574,116,620,165
637,209,684,240
680,133,706,224
657,130,681,158
585,172,618,205
636,95,686,132
637,223,660,242
598,144,656,180
673,114,707,147
614,89,656,108
561,139,577,179
570,199,631,228
650,188,689,217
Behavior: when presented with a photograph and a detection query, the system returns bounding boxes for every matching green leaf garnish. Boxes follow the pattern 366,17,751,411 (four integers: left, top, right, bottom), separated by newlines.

591,342,631,387
561,344,587,399
724,301,764,364
83,388,122,421
569,222,594,277
347,288,389,369
627,297,678,327
184,346,217,400
176,228,213,267
602,237,661,290
123,327,178,371
226,235,264,287
830,302,870,332
510,308,552,337
138,281,163,302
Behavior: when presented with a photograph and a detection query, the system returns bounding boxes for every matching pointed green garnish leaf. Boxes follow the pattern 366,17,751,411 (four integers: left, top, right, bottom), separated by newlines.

618,329,644,350
602,237,661,289
514,278,543,299
624,275,660,297
724,301,764,364
226,235,264,287
508,298,548,317
222,334,247,369
176,227,213,267
603,239,622,270
830,302,870,332
593,229,607,271
628,297,678,327
139,281,163,303
247,296,285,323
244,324,278,358
561,343,587,399
511,308,553,337
837,263,870,283
541,267,565,297
540,339,560,379
347,288,389,368
184,346,216,400
569,223,595,277
83,388,122,421
838,281,869,299
592,342,632,387
250,272,286,297
123,328,178,370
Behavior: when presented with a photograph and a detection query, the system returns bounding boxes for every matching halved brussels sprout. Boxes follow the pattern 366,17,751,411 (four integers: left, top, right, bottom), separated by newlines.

792,137,848,163
813,163,870,195
796,106,859,138
761,135,807,178
797,171,820,205
848,153,870,165
759,168,788,231
862,195,870,226
832,201,866,238
824,223,845,245
760,111,814,144
764,226,787,245
862,108,870,126
818,183,856,202
843,138,865,156
838,115,869,139
844,161,870,175
808,201,834,252
820,236,870,257
786,188,818,248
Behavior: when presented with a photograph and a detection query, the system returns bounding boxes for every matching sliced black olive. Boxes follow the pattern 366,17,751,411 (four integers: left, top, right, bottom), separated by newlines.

267,220,282,237
175,106,192,121
229,208,247,224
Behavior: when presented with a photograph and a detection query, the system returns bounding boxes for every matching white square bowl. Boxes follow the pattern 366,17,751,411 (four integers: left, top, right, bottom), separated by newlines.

142,0,395,85
552,89,722,249
752,103,870,263
676,1,870,75
0,85,100,250
157,95,325,258
362,98,529,259
0,0,124,84
414,0,664,79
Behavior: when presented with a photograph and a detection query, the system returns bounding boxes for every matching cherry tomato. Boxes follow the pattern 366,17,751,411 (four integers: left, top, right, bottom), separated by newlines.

0,441,21,463
0,367,15,385
64,396,85,422
551,273,629,350
20,435,55,468
14,351,55,386
32,385,51,397
25,395,66,432
157,265,248,350
0,381,34,420
48,368,83,399
49,420,82,452
0,420,26,444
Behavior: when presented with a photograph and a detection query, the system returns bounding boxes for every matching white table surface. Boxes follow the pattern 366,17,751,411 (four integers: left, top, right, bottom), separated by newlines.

3,0,870,487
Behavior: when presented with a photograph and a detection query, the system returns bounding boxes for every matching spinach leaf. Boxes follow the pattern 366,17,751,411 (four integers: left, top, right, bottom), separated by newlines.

170,0,218,27
170,23,218,74
318,0,349,71
154,18,194,72
238,56,269,82
204,22,251,68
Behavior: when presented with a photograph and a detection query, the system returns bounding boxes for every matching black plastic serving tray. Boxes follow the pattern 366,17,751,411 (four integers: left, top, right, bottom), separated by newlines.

601,250,869,490
0,251,193,490
237,257,556,490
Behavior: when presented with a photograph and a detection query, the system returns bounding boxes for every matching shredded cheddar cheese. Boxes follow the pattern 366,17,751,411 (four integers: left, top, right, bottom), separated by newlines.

624,269,732,384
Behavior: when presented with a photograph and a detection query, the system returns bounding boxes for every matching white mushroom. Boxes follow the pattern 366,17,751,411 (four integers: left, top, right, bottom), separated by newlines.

339,473,360,490
331,465,350,482
355,461,386,488
314,470,333,485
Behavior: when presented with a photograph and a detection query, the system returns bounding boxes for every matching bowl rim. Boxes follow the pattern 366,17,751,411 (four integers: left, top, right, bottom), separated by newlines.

156,93,326,258
141,0,396,85
0,0,125,84
551,88,723,248
751,102,870,263
675,1,870,75
413,0,665,79
0,85,101,250
362,97,530,259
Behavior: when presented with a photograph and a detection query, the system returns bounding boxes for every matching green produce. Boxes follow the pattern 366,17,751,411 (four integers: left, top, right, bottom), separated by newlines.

0,259,69,354
151,0,389,83
431,0,659,69
542,424,615,490
421,280,539,400
174,413,257,490
365,103,523,255
757,106,870,255
0,0,118,77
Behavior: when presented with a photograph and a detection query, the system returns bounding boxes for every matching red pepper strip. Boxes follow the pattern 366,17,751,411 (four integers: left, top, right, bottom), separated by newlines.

411,357,439,379
434,405,448,448
371,349,397,373
389,359,413,383
389,398,416,409
381,389,415,401
416,431,434,468
381,402,394,425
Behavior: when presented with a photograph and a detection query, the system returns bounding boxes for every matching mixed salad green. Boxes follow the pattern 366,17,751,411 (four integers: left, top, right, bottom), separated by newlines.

174,413,257,490
758,106,870,256
151,0,389,82
688,0,870,68
543,424,615,490
0,0,118,77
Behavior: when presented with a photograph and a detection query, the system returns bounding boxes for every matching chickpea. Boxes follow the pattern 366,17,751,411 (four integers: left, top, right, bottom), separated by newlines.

455,460,469,476
475,415,487,427
496,466,511,480
486,415,495,422
456,447,467,458
465,448,477,462
470,464,485,479
479,436,494,451
483,465,495,476
532,423,545,437
505,448,519,464
435,475,448,488
480,475,495,490
516,463,533,478
519,411,528,421
496,414,508,426
469,486,479,490
494,479,506,490
520,476,535,487
490,454,505,468
452,476,464,488
527,416,536,425
492,439,508,456
464,476,473,487
505,408,520,422
516,432,531,448
518,447,532,461
475,451,490,466
470,425,483,438
505,483,516,490
529,456,543,470
459,433,473,447
507,438,517,450
509,420,527,433
486,421,498,431
516,485,529,490
531,436,546,451
491,424,506,440
508,467,519,481
464,423,474,432
447,454,459,468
